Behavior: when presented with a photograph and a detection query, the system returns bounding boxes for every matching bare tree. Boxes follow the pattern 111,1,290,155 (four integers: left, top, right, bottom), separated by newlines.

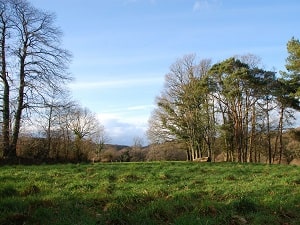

132,136,143,149
0,0,12,158
91,122,109,160
35,91,74,159
0,0,72,158
68,106,102,161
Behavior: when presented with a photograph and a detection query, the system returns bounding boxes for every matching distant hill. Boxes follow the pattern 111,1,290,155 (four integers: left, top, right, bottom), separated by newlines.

104,144,130,151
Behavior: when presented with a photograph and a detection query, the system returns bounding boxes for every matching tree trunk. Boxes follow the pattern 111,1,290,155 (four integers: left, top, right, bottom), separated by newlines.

2,72,10,157
186,149,191,161
10,54,26,158
266,105,272,164
278,107,284,164
249,105,256,163
46,104,54,159
1,22,10,158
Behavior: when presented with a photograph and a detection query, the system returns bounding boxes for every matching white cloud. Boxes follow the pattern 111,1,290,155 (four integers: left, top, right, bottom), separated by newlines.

98,105,153,127
193,1,202,11
97,104,154,145
99,115,148,146
69,76,163,90
127,104,155,111
193,0,222,12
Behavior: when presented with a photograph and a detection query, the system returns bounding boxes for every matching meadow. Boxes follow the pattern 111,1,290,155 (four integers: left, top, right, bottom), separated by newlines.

0,162,300,225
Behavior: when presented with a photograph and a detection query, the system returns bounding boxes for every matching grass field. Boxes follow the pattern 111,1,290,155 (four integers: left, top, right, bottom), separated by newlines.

0,162,300,225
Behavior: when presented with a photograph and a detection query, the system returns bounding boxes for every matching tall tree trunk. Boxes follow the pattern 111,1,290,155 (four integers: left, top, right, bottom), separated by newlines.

243,95,250,163
75,136,82,162
10,54,26,158
208,98,216,160
238,101,244,162
2,72,10,157
273,106,284,163
249,105,257,163
1,22,10,158
46,104,54,159
186,149,191,161
273,129,279,162
266,104,272,164
278,107,284,164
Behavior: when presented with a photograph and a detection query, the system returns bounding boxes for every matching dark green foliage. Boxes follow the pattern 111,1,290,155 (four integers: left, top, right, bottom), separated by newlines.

286,37,300,74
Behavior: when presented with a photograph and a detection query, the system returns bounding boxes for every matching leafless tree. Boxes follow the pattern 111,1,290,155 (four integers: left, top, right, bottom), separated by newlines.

0,0,72,158
67,106,102,161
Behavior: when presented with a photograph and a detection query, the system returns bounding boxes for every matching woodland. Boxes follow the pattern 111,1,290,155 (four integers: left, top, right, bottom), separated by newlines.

146,51,300,164
0,0,299,164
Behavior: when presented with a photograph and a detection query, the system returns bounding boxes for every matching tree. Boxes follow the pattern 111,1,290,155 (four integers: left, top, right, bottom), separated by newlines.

209,58,252,162
54,100,77,160
148,54,213,161
238,54,262,162
68,106,102,161
208,56,279,163
283,37,300,100
285,37,300,83
0,0,71,158
0,1,10,158
93,124,109,160
147,109,174,144
272,79,298,163
272,37,300,163
132,136,144,150
148,51,299,163
35,92,74,159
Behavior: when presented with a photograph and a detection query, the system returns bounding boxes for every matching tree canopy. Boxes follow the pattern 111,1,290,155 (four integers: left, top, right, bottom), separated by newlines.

148,39,300,163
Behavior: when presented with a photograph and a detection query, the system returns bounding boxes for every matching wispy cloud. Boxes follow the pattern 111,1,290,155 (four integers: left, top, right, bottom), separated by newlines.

99,104,154,116
127,105,154,111
99,113,148,129
193,1,201,11
69,76,163,90
193,0,222,12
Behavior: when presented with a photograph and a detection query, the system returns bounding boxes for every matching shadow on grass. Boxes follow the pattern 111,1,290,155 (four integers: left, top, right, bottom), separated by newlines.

1,188,299,225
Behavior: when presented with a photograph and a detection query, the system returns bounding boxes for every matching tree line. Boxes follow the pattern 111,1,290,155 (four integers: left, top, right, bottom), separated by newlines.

147,39,300,163
0,0,107,162
1,0,299,164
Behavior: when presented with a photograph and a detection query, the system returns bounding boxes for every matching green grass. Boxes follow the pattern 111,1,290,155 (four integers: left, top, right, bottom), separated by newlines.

0,162,300,225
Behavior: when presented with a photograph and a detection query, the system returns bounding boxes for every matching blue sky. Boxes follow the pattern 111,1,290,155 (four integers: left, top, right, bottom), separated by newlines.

29,0,300,145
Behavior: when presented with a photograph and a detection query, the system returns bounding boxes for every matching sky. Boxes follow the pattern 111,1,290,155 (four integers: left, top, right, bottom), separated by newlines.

29,0,300,146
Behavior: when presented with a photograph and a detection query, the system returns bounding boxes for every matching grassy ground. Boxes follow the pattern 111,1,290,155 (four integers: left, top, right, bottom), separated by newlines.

0,162,300,225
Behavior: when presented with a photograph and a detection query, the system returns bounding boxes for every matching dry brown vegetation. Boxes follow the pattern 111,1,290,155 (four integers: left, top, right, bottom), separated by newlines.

1,127,299,165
